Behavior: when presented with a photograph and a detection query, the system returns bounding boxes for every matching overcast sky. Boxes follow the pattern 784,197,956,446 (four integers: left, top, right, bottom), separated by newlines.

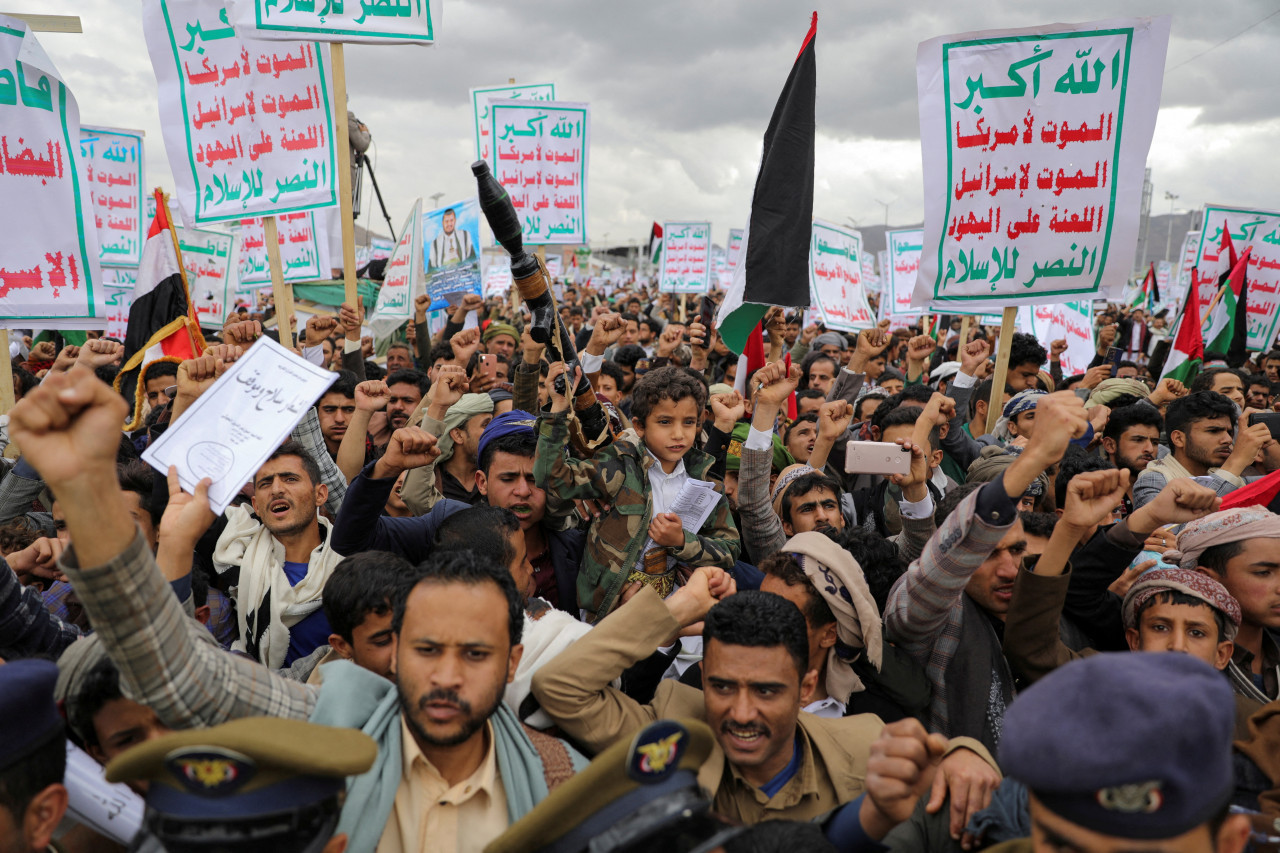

37,0,1280,255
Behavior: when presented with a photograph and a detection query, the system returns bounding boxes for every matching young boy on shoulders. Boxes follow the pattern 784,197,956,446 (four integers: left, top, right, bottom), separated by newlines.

535,363,740,623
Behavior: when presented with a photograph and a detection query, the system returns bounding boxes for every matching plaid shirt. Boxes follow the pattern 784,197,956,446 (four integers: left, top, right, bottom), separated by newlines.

291,407,347,517
737,445,787,562
59,532,317,728
883,479,1017,736
0,561,80,658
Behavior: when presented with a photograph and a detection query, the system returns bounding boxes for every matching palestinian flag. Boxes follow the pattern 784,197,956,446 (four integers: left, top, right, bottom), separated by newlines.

648,222,663,265
1160,275,1203,385
115,190,206,431
732,320,766,398
1204,247,1250,357
715,12,817,355
1131,263,1158,310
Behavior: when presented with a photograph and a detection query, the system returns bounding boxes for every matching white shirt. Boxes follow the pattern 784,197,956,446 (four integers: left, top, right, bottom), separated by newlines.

804,695,847,718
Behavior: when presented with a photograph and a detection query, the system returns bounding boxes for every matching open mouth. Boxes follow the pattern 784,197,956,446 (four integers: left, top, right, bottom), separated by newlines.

994,586,1014,602
269,499,291,517
722,724,769,750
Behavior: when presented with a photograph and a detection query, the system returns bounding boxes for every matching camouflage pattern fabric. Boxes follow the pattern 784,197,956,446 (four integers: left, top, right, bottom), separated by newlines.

534,411,741,623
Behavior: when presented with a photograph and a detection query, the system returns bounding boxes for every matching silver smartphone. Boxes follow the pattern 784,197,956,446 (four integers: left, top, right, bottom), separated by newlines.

844,441,911,476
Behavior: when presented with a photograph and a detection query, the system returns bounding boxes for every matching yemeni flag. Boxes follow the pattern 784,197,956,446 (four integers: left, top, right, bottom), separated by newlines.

1204,247,1250,357
648,222,663,265
715,13,817,355
1160,275,1204,385
115,190,206,431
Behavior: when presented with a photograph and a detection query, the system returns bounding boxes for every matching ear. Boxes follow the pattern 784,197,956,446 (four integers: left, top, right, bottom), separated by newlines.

1169,428,1187,450
817,621,838,651
388,634,400,678
475,469,488,497
328,633,354,661
194,605,211,626
1216,640,1235,671
782,520,794,537
799,667,819,706
315,483,329,508
449,425,467,447
869,426,881,441
1124,626,1141,651
631,416,646,436
1215,813,1253,853
929,447,944,468
23,784,68,852
1100,436,1117,456
507,643,524,684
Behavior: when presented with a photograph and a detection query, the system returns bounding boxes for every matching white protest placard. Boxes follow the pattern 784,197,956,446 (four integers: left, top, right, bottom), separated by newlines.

658,221,712,293
713,246,732,290
238,209,330,285
726,228,744,270
177,226,236,328
367,198,421,340
489,99,589,244
1193,208,1280,351
483,254,512,297
915,16,1170,310
885,228,923,325
0,17,105,328
1016,301,1094,374
545,255,563,279
471,82,555,162
81,126,145,267
422,197,481,309
1173,229,1199,309
228,0,440,43
143,335,336,513
1155,260,1171,306
143,0,339,225
810,220,875,331
101,270,137,340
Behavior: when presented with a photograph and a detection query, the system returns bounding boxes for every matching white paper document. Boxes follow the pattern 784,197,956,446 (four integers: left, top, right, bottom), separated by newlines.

143,337,337,513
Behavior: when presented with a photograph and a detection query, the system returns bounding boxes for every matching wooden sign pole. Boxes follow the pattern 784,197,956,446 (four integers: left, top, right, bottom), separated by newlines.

985,306,1018,435
0,330,14,415
955,316,971,361
264,216,292,349
330,44,359,307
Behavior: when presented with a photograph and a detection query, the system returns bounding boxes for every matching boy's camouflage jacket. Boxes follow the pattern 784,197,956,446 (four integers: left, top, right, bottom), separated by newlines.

534,410,741,622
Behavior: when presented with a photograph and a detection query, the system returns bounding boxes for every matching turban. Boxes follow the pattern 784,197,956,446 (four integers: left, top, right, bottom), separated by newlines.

707,383,734,398
1122,567,1241,641
433,393,495,466
1085,378,1150,409
813,332,848,351
784,531,883,698
994,389,1045,442
966,445,1049,497
770,464,819,518
1163,506,1280,571
483,322,519,344
476,409,538,465
725,421,794,474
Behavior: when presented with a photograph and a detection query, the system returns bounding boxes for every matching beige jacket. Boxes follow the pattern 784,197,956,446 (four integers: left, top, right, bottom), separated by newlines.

531,587,998,825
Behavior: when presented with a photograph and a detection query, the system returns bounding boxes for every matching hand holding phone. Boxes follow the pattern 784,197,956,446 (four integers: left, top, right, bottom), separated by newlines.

844,441,911,476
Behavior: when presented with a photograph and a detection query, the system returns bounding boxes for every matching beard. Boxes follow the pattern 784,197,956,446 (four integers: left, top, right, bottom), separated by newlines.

1117,452,1154,477
398,682,505,748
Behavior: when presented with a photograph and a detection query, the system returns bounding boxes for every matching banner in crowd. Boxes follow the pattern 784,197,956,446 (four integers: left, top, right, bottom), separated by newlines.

81,126,145,267
470,82,555,162
368,198,422,339
102,267,139,340
177,226,236,328
488,98,589,244
0,17,104,328
422,196,481,309
658,221,712,293
915,16,1170,309
355,235,394,270
712,246,732,290
885,228,923,325
809,220,875,331
1016,301,1094,375
545,255,562,279
482,253,512,297
227,0,440,43
143,0,338,225
238,209,330,285
1174,229,1200,309
1154,260,1172,308
726,228,744,270
1193,206,1280,351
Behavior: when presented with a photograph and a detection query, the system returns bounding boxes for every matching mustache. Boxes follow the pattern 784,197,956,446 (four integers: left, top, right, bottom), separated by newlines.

418,688,472,715
721,721,770,738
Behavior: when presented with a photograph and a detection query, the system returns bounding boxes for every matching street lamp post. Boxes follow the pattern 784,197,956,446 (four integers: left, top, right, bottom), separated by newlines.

874,198,895,228
429,191,445,209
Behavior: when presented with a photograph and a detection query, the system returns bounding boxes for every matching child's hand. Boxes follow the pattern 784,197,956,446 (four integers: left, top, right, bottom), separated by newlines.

649,512,684,548
546,362,575,413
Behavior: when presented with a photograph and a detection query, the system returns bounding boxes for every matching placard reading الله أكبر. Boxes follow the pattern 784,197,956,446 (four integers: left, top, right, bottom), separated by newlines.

914,16,1169,310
